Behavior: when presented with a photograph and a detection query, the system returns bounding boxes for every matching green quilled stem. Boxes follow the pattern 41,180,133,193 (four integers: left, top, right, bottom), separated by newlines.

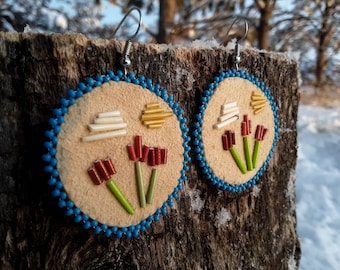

243,136,253,171
106,180,135,215
146,168,158,205
135,161,146,208
252,140,261,168
230,147,247,174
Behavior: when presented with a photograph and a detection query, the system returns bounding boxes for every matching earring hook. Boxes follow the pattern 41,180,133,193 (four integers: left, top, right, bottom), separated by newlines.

113,8,142,76
112,7,142,40
222,16,249,71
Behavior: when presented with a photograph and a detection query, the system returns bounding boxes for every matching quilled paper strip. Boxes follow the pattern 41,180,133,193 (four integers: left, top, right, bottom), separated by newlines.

193,69,279,192
42,70,191,238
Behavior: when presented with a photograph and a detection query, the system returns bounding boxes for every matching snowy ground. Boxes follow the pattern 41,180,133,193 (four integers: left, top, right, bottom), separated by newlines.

297,104,340,269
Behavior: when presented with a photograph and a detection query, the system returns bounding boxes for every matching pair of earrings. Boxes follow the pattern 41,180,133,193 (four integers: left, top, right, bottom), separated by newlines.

42,9,279,238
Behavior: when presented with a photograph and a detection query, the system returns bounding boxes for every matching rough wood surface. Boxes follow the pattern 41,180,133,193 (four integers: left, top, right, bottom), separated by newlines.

0,32,300,269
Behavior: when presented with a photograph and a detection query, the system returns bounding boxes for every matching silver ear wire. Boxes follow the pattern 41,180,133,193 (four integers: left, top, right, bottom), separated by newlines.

112,8,142,76
222,16,249,71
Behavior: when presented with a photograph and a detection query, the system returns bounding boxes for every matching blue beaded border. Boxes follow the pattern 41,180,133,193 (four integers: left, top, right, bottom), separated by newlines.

42,70,191,238
193,69,279,192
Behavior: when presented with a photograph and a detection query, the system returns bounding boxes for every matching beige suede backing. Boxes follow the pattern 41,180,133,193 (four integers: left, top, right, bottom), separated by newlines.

202,77,275,185
57,81,183,227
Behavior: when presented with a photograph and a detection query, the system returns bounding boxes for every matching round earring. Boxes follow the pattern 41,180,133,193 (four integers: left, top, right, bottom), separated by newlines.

193,18,279,192
42,8,190,238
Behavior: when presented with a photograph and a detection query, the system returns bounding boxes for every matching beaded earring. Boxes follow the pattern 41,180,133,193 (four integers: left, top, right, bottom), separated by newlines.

42,8,190,238
193,18,279,192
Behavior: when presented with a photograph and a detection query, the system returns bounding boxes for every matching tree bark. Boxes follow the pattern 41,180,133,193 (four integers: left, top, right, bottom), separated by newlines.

0,32,300,269
256,0,276,50
157,0,177,44
315,1,336,89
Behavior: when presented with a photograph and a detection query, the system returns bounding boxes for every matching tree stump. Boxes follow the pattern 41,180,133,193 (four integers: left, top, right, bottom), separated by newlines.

0,33,300,269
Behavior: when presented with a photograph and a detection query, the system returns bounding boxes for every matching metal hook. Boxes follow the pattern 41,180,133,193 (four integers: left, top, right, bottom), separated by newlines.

112,8,142,76
222,16,249,71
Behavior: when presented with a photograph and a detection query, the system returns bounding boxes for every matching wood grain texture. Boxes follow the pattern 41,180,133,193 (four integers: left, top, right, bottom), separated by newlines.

0,32,300,269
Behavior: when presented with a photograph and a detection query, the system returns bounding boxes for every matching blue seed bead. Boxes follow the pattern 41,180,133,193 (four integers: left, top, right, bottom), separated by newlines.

154,83,160,91
86,77,95,86
103,75,110,82
94,81,102,87
48,177,57,185
52,169,59,178
50,157,57,166
53,125,60,134
124,77,131,83
160,89,167,98
45,130,54,139
66,200,74,208
51,136,58,145
132,230,139,238
95,75,103,82
53,108,62,116
105,229,113,237
60,98,69,107
85,85,92,93
94,226,102,234
138,75,145,82
83,221,91,230
82,214,89,221
144,221,151,229
146,78,152,86
76,90,84,98
78,82,86,91
61,107,68,114
128,72,135,79
112,226,118,233
74,215,82,223
51,189,60,197
67,89,76,98
107,70,114,78
116,230,123,238
48,118,58,127
42,153,51,162
68,98,75,105
60,192,67,200
132,78,139,84
55,181,63,189
65,208,73,216
58,200,66,208
48,147,57,156
91,220,98,227
116,70,124,78
153,214,160,222
44,165,53,173
126,231,132,238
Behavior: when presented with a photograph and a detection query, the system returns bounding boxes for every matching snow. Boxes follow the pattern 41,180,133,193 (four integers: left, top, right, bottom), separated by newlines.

297,104,340,269
187,189,204,213
214,208,232,228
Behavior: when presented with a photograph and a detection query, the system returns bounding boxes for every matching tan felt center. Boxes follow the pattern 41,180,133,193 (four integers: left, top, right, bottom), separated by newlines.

57,81,183,227
202,77,275,185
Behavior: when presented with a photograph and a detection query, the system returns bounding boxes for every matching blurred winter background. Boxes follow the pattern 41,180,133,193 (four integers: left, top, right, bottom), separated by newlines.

1,0,339,268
